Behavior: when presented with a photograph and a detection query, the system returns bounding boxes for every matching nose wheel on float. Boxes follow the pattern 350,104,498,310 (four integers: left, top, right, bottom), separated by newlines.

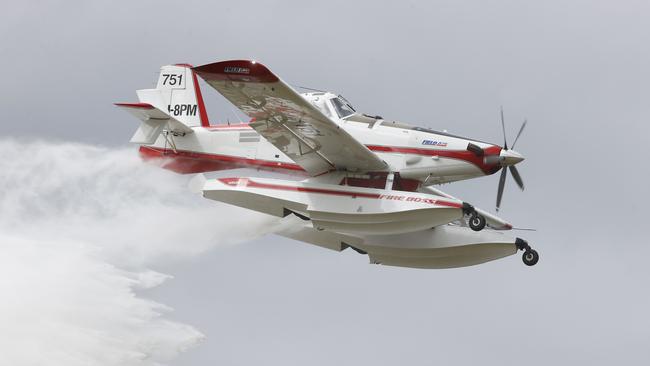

516,238,539,266
468,212,486,231
462,203,487,232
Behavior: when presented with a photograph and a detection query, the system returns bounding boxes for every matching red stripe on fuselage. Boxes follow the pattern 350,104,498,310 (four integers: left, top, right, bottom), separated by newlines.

139,146,305,175
366,145,502,174
139,134,501,176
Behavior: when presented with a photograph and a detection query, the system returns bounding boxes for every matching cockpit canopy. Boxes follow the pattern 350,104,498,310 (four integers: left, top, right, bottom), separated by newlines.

301,92,357,119
330,95,356,118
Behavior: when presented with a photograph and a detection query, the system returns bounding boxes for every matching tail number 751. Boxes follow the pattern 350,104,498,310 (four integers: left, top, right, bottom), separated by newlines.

162,73,183,86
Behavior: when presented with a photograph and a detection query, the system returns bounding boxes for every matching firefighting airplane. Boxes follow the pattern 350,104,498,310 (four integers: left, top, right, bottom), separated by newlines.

116,60,539,268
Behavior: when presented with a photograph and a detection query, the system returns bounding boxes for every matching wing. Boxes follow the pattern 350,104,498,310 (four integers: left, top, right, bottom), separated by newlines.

193,60,387,176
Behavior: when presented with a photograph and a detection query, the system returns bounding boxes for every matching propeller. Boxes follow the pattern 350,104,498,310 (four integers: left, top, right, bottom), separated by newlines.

495,107,527,211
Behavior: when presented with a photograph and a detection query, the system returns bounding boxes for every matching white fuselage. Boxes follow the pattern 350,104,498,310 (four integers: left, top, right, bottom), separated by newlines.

140,99,503,187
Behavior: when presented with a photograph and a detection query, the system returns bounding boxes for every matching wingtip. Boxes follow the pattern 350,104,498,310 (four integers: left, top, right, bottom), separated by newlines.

193,59,278,83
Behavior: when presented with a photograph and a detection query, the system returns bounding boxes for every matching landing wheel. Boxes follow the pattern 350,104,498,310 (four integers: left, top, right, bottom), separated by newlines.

522,249,539,266
469,213,486,231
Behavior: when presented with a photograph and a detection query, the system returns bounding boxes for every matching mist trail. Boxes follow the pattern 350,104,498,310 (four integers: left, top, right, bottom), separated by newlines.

0,138,279,365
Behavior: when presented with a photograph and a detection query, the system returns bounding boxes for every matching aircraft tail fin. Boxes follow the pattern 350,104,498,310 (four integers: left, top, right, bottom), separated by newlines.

115,64,210,144
135,64,209,128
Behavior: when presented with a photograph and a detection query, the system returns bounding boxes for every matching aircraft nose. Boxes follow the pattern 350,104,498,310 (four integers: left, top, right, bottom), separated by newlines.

500,149,525,166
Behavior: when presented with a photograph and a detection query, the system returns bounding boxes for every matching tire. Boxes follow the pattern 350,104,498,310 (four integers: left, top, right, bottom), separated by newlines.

469,213,486,231
522,249,539,266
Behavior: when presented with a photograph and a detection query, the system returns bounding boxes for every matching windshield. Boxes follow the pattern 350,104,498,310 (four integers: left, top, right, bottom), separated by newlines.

330,96,356,118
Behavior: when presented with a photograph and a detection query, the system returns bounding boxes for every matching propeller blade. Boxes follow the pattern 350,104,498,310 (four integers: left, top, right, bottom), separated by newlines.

511,119,527,149
496,167,507,211
509,165,525,190
500,106,508,150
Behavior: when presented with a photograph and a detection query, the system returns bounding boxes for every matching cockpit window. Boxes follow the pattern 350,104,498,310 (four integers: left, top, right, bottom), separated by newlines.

330,96,356,118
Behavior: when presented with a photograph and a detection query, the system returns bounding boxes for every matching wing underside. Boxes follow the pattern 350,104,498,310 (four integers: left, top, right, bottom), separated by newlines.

193,60,387,176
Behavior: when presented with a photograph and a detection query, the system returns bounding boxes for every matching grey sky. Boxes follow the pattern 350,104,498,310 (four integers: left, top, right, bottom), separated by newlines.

2,0,650,364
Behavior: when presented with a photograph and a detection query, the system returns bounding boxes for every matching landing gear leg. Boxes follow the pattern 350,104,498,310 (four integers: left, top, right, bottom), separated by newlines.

516,238,539,266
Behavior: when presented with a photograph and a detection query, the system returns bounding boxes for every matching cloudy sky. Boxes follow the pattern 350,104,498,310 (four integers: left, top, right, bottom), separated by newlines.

2,0,649,365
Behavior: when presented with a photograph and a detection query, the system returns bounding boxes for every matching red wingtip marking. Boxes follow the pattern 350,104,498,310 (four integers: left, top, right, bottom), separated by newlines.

193,60,279,83
114,102,154,109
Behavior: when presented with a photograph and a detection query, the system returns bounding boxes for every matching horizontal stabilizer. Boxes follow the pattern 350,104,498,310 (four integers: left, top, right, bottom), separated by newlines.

115,102,194,144
115,102,168,119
